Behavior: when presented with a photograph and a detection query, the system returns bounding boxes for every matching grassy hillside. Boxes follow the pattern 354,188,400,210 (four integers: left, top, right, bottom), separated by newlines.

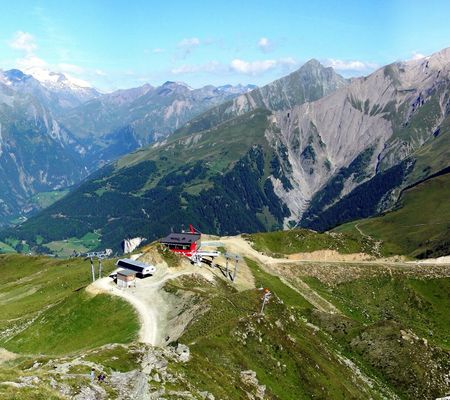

163,258,450,399
255,259,450,399
246,228,378,257
334,172,450,258
162,265,388,399
1,243,449,399
0,254,139,355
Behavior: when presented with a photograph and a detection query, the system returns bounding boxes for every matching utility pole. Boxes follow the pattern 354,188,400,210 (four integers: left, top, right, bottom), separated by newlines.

224,253,241,281
90,257,95,283
98,257,103,279
85,249,112,283
232,255,239,282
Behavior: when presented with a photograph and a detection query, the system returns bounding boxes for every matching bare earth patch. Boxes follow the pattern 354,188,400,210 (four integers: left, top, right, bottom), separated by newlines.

0,348,17,364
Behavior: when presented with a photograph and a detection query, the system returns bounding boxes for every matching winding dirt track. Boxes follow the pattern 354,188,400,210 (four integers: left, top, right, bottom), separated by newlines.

220,236,341,313
87,268,205,345
87,236,450,345
88,277,159,345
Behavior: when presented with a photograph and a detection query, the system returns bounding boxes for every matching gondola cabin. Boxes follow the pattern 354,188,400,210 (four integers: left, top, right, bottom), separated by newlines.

159,226,201,257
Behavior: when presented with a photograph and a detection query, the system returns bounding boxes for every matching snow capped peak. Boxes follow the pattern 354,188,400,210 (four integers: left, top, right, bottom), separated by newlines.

24,66,92,90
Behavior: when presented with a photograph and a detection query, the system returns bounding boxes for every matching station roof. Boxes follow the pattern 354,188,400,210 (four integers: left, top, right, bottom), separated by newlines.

117,269,136,277
159,232,201,245
116,258,152,271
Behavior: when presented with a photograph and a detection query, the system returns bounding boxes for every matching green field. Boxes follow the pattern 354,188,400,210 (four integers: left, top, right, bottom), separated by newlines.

0,241,16,254
168,257,450,399
246,228,377,257
43,231,102,257
334,172,450,258
303,275,450,349
171,266,386,399
30,189,70,209
0,254,138,355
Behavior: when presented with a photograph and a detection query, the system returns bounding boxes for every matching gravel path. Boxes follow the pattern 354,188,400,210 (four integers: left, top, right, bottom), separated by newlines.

89,277,159,345
87,263,213,345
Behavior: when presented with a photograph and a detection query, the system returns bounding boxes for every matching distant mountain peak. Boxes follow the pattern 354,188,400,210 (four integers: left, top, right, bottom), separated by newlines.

23,67,92,90
302,58,323,68
162,81,193,90
4,69,33,83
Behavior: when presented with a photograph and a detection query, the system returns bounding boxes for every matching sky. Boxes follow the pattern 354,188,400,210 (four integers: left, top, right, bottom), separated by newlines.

0,0,449,91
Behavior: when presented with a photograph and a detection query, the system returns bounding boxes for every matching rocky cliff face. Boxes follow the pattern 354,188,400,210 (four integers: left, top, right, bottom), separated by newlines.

0,73,90,222
267,48,450,228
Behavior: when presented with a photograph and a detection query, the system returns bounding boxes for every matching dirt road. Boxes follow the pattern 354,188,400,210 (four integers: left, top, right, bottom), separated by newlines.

88,277,159,344
220,236,342,313
87,263,212,346
87,236,450,344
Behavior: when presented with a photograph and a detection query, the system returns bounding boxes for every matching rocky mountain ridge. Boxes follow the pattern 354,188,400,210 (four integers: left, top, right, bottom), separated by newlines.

180,59,348,135
0,70,91,222
2,48,450,254
294,47,450,229
0,68,256,224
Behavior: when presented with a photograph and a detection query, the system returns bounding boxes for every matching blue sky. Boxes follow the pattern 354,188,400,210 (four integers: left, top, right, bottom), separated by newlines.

1,0,449,91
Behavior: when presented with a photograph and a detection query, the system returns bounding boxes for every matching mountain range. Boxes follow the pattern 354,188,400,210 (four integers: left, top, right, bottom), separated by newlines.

3,47,449,257
0,68,254,224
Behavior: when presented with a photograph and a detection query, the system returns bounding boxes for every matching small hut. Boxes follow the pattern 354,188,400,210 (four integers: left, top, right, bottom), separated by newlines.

117,269,136,288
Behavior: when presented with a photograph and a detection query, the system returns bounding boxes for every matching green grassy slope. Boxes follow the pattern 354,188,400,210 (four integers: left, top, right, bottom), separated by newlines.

248,258,450,399
334,172,450,258
0,254,139,355
301,272,450,399
304,275,450,349
246,228,378,257
165,258,450,399
0,244,449,399
168,265,387,399
29,189,70,210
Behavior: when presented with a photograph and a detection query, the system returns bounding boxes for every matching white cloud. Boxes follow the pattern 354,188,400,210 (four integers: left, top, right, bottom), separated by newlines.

177,37,201,58
9,31,37,53
230,57,296,75
171,61,221,74
258,37,274,53
410,51,426,60
57,63,84,74
178,37,200,48
325,59,378,72
152,48,165,53
231,59,276,74
16,54,48,71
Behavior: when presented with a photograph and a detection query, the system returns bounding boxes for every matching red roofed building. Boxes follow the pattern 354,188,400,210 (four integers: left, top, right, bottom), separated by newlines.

159,225,201,257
